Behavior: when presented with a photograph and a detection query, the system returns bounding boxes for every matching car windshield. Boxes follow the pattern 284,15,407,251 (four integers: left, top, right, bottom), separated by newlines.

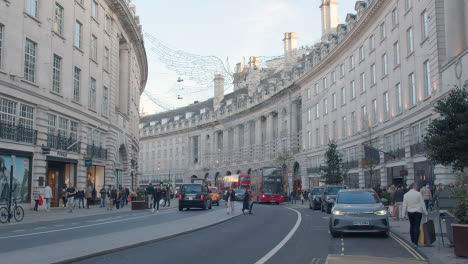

234,189,245,194
337,191,380,204
209,188,217,193
183,184,202,194
327,187,343,195
313,188,324,195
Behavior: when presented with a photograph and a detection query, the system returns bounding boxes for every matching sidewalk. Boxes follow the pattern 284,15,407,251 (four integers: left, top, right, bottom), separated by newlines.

0,206,242,264
389,215,466,264
3,199,179,225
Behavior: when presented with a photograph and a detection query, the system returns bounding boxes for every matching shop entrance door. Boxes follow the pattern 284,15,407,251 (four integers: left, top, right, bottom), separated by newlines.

47,169,58,207
114,170,122,187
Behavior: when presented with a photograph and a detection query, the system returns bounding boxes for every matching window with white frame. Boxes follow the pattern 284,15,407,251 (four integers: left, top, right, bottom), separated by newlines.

421,10,428,39
382,53,388,76
361,105,367,130
73,67,81,102
308,131,312,149
315,128,320,147
314,83,319,95
54,3,64,35
351,111,357,135
24,39,36,82
393,41,400,66
407,27,414,54
380,22,386,40
91,35,97,61
323,77,327,89
383,92,389,120
405,0,412,11
75,21,82,49
315,103,319,118
307,108,311,122
104,47,109,71
323,98,328,115
350,55,355,69
371,99,377,125
332,120,337,140
359,46,364,61
332,93,336,110
102,86,108,116
392,8,398,27
369,34,375,50
360,72,366,92
423,60,431,97
105,15,110,32
52,54,62,93
0,97,17,126
92,0,98,19
370,64,376,85
58,117,68,137
19,104,34,129
341,87,346,105
324,125,329,143
332,71,336,82
409,72,416,106
351,80,356,98
307,88,311,99
396,83,402,114
89,78,96,110
342,116,347,138
340,64,345,77
47,114,56,135
0,24,4,67
26,0,38,17
70,121,78,141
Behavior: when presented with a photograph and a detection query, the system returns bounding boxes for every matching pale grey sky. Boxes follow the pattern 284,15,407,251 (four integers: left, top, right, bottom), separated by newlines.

133,0,357,114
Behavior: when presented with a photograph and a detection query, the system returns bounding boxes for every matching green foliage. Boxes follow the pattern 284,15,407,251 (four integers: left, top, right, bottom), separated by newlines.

424,87,468,172
320,141,346,184
452,173,468,224
136,189,145,201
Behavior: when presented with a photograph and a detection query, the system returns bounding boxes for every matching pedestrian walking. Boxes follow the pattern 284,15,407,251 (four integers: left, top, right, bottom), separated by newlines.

153,185,162,212
99,187,106,208
125,187,130,205
248,189,253,214
161,187,167,207
402,183,428,247
77,187,85,209
61,184,67,208
118,185,125,208
229,188,236,214
66,185,77,213
291,191,296,204
420,184,432,212
165,186,171,207
106,185,114,211
301,191,305,205
392,185,405,220
44,184,52,211
146,183,154,209
242,188,250,214
32,187,40,211
225,189,230,215
115,187,121,209
85,186,93,209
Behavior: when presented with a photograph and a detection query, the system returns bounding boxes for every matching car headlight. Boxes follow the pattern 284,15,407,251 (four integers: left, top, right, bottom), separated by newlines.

374,210,387,215
332,210,345,216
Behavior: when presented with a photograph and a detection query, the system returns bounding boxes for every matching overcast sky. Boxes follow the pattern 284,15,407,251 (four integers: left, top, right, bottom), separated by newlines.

133,0,357,114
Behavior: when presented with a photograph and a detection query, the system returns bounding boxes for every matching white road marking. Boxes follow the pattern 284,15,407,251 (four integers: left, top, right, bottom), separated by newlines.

12,229,25,232
0,209,176,240
55,224,64,227
254,207,301,264
34,227,46,230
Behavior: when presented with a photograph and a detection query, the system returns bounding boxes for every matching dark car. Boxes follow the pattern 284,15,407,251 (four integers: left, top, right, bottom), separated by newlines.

309,187,324,210
234,189,245,201
321,185,346,214
178,184,212,211
329,189,389,237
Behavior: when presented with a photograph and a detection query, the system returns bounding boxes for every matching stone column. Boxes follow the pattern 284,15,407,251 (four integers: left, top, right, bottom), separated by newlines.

404,125,414,185
266,113,273,156
256,118,263,160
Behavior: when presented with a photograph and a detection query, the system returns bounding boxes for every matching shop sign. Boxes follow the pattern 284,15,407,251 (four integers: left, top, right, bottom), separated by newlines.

400,169,408,176
56,151,68,158
85,159,93,167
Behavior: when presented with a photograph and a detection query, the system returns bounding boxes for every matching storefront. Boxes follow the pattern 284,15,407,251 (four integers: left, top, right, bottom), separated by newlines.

414,161,434,187
114,169,123,187
87,165,105,197
46,156,77,207
386,166,406,187
0,149,32,204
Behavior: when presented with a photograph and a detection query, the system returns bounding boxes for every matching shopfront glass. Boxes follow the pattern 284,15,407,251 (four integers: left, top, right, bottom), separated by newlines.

87,166,105,197
47,162,75,207
114,169,122,188
0,155,30,202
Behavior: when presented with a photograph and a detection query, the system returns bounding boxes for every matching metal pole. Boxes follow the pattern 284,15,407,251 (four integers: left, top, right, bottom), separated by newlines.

8,164,13,223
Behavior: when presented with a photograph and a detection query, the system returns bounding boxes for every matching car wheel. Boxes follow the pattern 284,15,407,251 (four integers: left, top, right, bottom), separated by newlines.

178,206,183,211
381,231,389,238
203,202,207,210
321,204,324,212
330,229,340,238
186,208,190,211
209,201,212,209
217,201,220,206
327,207,331,214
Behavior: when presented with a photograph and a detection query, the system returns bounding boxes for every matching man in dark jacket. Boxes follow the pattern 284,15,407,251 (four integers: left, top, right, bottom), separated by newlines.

146,183,154,209
242,188,250,214
153,185,162,213
393,186,405,220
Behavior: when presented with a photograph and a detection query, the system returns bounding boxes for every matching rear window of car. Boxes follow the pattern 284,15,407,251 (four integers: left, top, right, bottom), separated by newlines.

209,188,217,193
337,191,380,204
313,188,324,195
183,184,202,194
327,187,343,195
234,189,245,194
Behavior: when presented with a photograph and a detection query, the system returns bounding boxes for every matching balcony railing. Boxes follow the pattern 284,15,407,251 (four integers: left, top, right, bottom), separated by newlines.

47,134,80,153
343,160,359,169
410,142,427,156
86,144,107,159
0,122,37,144
384,148,406,162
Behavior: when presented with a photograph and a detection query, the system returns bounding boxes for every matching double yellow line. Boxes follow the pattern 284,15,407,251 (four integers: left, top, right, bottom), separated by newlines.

389,232,426,261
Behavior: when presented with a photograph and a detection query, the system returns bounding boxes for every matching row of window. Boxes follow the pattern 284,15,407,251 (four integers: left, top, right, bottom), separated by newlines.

47,113,106,146
0,97,34,129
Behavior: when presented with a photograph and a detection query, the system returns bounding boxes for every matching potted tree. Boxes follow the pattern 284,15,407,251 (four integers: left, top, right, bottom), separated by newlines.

424,87,468,257
131,189,147,210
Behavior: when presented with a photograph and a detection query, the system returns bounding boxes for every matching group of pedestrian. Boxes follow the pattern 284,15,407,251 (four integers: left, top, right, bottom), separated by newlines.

223,188,253,215
145,183,172,213
289,189,310,205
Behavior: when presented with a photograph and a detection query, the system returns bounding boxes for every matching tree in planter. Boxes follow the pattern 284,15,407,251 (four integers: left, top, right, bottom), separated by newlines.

320,141,346,184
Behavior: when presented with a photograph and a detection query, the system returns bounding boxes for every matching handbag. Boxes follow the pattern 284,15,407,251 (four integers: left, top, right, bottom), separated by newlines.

38,195,44,206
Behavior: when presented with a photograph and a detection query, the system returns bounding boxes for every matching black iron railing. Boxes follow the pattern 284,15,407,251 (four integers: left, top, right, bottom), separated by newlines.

343,160,359,169
0,122,37,144
47,134,80,153
86,144,107,159
410,142,427,156
384,148,406,162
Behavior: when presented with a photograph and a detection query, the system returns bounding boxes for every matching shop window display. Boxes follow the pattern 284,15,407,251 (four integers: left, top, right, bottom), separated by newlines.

0,155,30,202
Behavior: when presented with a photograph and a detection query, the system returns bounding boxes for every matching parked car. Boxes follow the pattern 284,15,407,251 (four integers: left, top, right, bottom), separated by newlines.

329,189,389,237
234,189,245,201
209,187,220,206
321,185,346,214
178,184,212,211
309,187,324,210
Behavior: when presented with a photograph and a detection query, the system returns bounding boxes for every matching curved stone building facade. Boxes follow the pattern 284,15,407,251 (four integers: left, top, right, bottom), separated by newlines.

0,0,147,207
139,0,467,193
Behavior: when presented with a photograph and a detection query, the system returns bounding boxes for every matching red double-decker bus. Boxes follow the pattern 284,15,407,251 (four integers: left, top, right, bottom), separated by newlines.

251,167,284,204
221,174,250,192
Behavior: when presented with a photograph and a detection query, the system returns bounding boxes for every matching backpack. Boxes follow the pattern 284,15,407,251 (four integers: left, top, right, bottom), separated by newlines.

116,189,120,199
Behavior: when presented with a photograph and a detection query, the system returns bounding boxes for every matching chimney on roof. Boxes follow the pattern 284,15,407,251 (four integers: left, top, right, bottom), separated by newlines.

321,0,339,40
213,74,224,111
283,32,298,57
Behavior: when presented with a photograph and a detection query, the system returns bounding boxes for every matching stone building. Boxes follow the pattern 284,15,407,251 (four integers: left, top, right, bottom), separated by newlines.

139,0,467,193
0,0,147,207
